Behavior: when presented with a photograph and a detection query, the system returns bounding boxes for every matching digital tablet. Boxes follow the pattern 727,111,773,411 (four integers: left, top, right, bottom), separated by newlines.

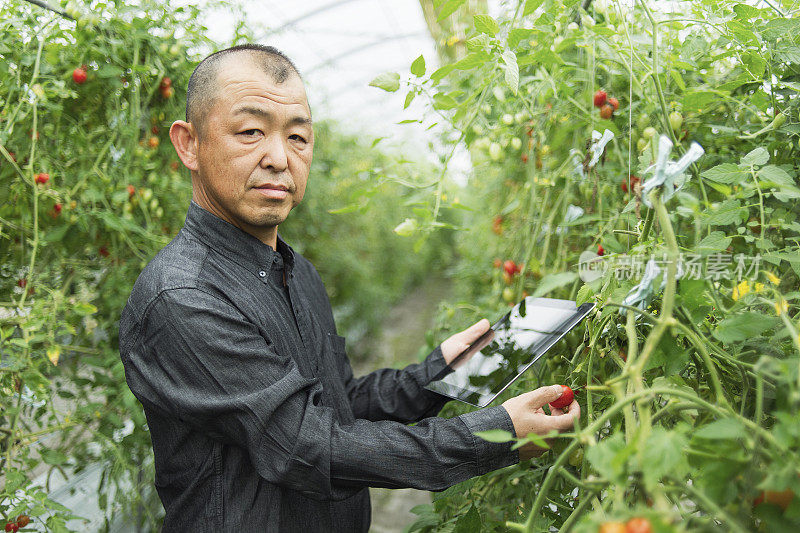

424,297,595,407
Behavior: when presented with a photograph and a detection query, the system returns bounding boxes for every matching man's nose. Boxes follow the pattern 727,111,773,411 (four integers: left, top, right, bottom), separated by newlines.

258,133,289,171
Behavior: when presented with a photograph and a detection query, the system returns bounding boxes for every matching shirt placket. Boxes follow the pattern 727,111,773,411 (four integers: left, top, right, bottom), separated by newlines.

283,271,318,372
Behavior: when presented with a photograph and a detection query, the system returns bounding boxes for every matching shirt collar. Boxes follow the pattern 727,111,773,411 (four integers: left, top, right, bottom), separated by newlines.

182,200,295,279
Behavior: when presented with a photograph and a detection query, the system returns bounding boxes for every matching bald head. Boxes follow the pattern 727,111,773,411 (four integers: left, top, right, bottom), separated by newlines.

186,44,304,140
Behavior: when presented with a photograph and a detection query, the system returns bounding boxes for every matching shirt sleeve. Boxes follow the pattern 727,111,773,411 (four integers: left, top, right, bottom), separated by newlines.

335,342,454,423
121,288,519,502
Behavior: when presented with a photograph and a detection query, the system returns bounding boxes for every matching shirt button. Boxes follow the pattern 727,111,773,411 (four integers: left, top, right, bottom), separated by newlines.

258,271,267,278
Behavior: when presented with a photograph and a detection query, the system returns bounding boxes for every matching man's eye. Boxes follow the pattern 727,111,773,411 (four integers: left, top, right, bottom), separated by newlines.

290,134,307,143
240,129,262,136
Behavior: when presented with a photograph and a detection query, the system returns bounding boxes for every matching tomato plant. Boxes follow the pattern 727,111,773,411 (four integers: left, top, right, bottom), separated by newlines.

376,0,800,531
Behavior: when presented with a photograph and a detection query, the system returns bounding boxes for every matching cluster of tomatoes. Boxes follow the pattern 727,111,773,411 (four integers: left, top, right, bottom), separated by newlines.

159,76,173,99
492,215,504,235
4,515,30,532
621,173,640,194
493,258,524,285
598,517,652,533
593,90,619,120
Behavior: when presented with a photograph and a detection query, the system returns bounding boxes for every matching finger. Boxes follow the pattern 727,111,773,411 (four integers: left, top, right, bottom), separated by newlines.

521,384,564,408
547,401,581,431
457,319,491,343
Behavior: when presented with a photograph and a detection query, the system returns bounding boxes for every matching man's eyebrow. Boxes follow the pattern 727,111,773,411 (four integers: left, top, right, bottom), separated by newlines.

231,105,312,126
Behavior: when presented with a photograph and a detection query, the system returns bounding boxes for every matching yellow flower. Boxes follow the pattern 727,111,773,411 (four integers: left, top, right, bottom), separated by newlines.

754,282,765,292
775,299,789,315
766,271,781,285
732,280,750,301
446,35,460,47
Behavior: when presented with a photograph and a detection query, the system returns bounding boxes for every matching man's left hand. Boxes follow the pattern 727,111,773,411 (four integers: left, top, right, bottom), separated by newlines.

440,319,492,365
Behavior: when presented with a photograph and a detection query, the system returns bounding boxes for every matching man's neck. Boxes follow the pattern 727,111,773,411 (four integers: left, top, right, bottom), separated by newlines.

192,195,278,251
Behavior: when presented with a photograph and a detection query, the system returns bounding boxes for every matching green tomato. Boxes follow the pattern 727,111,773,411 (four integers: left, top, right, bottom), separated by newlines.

642,127,657,140
502,287,515,303
568,448,584,467
489,142,502,161
637,137,648,152
668,111,683,132
501,113,514,126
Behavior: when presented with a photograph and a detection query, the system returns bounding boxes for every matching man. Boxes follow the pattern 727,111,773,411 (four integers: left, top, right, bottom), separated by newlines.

118,44,579,532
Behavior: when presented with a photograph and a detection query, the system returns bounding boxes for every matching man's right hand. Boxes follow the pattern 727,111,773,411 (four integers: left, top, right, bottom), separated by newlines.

501,384,581,461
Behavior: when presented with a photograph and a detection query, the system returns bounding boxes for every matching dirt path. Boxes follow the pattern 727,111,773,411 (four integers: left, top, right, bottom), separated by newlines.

352,274,454,533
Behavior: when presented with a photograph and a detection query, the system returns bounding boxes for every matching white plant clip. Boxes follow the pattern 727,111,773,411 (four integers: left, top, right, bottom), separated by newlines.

587,129,615,169
619,259,662,315
641,135,704,207
570,148,585,179
618,257,685,316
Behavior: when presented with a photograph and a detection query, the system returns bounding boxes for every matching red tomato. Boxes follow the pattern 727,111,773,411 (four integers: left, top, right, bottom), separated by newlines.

597,244,604,256
754,489,794,511
608,97,619,110
34,172,49,185
127,185,136,198
503,260,517,277
72,67,87,84
14,516,29,527
599,104,614,119
549,385,574,410
593,90,607,108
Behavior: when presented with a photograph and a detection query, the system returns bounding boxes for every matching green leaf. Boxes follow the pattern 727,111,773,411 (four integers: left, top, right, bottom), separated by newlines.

704,199,747,226
713,312,778,343
74,302,98,316
454,505,482,533
40,448,69,465
532,271,578,297
733,3,760,19
508,28,536,49
683,90,723,113
523,0,545,16
474,429,513,443
741,147,769,167
701,163,748,184
694,418,746,439
473,14,499,35
430,64,456,81
639,427,689,490
696,231,731,254
501,49,519,95
436,0,467,21
410,54,425,77
403,90,416,109
453,52,488,70
433,92,458,110
368,72,400,92
758,165,796,188
586,433,629,482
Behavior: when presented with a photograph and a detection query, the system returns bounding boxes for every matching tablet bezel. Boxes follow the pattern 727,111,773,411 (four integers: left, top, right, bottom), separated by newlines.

424,298,595,407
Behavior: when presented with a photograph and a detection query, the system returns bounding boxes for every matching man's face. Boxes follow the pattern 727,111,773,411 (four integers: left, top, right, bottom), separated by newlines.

192,58,314,236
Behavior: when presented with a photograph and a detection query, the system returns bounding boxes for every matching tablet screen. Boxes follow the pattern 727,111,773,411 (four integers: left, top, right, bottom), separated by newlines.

424,297,595,407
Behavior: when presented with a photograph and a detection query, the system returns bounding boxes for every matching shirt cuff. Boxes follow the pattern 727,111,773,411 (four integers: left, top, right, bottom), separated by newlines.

421,344,449,382
458,405,519,475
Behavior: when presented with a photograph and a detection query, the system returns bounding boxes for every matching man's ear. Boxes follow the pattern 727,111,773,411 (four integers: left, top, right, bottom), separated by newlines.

169,120,199,171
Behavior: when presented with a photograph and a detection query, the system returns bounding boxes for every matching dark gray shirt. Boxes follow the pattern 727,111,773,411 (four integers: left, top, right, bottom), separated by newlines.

118,201,518,532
